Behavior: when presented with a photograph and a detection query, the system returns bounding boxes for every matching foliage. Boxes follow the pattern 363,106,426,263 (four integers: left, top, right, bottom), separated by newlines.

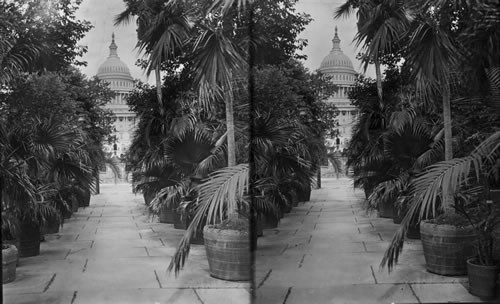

0,67,115,237
0,0,92,85
235,0,312,65
0,116,91,236
118,0,328,278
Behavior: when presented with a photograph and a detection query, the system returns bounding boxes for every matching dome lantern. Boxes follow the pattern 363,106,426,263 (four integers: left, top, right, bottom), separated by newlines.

332,26,341,51
109,32,118,57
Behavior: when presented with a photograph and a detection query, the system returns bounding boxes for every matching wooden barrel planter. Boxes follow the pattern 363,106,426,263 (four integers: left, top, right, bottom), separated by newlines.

62,209,72,220
18,223,41,257
280,203,292,214
173,212,204,244
3,240,20,266
493,224,500,264
378,201,394,219
173,209,186,230
407,222,421,240
290,190,299,207
255,216,263,237
393,206,404,224
2,244,18,284
158,206,175,224
41,217,60,235
143,191,155,206
466,259,500,298
262,213,280,229
190,229,205,245
71,196,79,213
79,188,91,208
203,225,250,281
297,185,311,202
420,221,477,276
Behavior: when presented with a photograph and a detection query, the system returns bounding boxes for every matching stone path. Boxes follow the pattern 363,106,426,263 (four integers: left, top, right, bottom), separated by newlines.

254,178,499,304
5,179,500,303
3,184,250,304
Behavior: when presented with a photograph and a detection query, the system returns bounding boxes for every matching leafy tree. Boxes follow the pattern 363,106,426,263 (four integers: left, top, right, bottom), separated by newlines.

115,0,192,109
0,0,92,84
0,68,115,196
236,0,311,65
335,0,412,104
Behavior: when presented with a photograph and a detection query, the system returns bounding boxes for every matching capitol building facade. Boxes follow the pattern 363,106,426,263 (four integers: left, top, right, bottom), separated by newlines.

318,27,358,153
318,27,359,175
96,34,137,182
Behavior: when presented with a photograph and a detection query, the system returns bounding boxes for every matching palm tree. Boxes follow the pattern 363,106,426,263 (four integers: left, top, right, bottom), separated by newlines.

115,0,192,111
404,1,465,209
335,0,412,105
189,9,247,213
1,116,92,239
381,62,500,270
366,110,442,213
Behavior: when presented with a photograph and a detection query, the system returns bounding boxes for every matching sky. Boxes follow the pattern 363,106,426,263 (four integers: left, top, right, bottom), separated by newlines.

74,0,375,82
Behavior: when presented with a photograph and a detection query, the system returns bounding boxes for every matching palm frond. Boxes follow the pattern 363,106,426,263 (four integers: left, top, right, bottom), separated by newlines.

381,131,500,271
168,163,249,275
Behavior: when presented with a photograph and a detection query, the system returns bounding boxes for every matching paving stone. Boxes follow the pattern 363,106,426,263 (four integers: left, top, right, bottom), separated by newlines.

283,240,365,254
2,292,75,304
49,264,159,291
410,283,497,303
73,288,199,304
263,254,376,287
2,272,55,294
373,264,468,284
284,284,419,304
16,258,84,274
254,286,289,304
156,257,249,289
363,240,423,253
195,288,250,304
255,242,288,256
145,246,177,257
315,221,366,231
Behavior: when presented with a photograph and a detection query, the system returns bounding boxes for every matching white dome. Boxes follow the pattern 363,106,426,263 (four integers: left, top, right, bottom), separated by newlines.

97,57,131,76
320,51,354,70
319,27,356,84
96,34,133,90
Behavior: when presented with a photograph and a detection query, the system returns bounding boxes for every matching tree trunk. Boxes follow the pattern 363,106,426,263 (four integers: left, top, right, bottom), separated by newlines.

225,89,237,218
94,166,100,194
374,59,386,129
442,81,454,210
316,167,321,189
375,59,383,103
155,65,164,115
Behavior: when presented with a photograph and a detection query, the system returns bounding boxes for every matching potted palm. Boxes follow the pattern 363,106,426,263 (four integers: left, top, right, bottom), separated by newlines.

382,131,500,274
464,199,500,298
2,243,18,284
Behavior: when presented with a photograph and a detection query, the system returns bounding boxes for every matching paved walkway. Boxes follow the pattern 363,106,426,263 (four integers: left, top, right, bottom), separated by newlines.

3,184,250,304
4,179,499,303
255,178,499,303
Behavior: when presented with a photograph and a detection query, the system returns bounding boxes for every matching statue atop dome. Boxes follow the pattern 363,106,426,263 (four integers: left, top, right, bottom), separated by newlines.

332,26,341,51
109,33,118,57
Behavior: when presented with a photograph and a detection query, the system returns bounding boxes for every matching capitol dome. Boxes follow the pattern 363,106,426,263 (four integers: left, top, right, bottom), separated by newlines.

97,33,133,91
319,27,356,85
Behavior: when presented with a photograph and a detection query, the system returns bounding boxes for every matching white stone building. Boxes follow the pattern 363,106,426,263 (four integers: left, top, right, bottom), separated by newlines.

318,27,359,153
96,34,136,182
